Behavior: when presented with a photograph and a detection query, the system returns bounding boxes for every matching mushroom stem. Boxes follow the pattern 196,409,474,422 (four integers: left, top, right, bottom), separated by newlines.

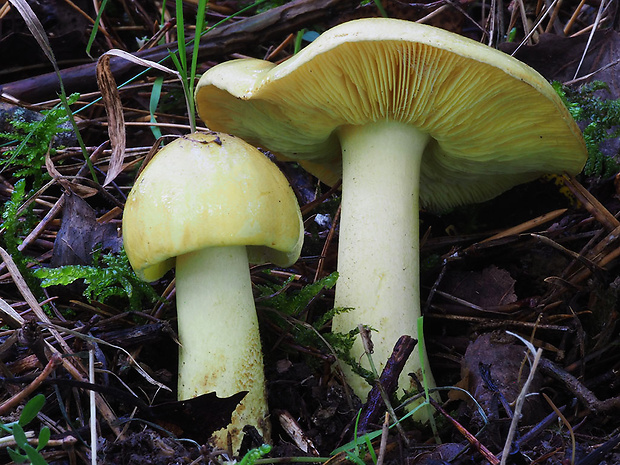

332,121,436,409
175,245,270,450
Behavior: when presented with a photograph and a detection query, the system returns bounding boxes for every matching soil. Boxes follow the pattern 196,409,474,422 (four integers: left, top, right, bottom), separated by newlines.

0,1,619,464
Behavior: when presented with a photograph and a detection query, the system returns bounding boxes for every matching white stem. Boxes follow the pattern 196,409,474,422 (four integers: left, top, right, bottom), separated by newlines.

176,246,270,452
332,121,436,408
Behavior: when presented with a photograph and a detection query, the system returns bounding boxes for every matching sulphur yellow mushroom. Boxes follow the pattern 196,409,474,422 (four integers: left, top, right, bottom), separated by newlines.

122,132,303,450
194,18,587,413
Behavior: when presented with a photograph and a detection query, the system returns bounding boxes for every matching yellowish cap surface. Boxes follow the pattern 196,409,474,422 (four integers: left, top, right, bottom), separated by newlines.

195,18,587,212
123,132,304,282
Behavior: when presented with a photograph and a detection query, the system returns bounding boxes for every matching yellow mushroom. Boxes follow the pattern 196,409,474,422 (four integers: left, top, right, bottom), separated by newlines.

194,18,587,415
122,132,304,450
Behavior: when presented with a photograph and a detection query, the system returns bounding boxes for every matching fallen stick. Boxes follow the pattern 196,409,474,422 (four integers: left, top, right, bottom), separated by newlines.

357,335,417,434
0,354,61,415
0,0,360,102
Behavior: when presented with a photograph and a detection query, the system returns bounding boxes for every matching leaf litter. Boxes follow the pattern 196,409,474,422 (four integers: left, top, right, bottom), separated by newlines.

0,0,619,464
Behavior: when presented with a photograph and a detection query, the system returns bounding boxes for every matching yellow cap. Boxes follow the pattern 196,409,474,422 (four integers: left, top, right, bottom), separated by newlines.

123,132,304,281
195,18,587,211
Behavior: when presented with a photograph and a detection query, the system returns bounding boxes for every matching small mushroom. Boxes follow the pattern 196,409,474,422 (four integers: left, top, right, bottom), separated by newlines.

122,132,304,450
194,18,588,410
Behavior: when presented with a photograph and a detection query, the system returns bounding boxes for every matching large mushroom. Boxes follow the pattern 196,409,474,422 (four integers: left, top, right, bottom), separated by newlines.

194,19,587,407
122,132,303,450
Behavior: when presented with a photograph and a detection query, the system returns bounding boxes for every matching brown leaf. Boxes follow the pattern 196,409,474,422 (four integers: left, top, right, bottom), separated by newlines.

500,30,620,97
459,332,545,451
51,192,121,267
96,50,181,186
96,53,127,187
440,265,517,309
461,332,544,425
45,152,98,198
7,0,55,65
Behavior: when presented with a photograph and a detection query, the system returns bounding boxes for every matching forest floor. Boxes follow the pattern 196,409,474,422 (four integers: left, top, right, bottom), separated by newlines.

0,0,620,464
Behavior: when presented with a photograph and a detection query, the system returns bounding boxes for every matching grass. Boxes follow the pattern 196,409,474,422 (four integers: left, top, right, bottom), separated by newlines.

0,0,619,463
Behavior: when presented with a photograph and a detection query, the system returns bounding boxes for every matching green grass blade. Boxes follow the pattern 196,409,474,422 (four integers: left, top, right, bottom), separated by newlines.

364,434,377,464
372,0,389,17
86,0,110,57
417,317,439,438
294,29,306,54
175,0,187,73
187,0,208,131
149,76,164,139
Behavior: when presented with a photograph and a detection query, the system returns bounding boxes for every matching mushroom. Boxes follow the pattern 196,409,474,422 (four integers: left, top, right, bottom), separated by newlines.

194,19,587,408
122,132,304,450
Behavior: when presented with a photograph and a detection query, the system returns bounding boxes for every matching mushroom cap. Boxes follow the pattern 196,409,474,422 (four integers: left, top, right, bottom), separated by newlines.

195,18,587,212
122,132,304,282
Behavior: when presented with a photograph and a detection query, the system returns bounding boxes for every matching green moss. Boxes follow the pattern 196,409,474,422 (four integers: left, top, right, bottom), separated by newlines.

257,271,375,383
554,81,620,177
0,94,79,189
0,179,41,293
33,249,159,310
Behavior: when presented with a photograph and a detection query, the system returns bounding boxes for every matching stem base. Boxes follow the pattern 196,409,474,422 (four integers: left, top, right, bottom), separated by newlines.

176,246,270,450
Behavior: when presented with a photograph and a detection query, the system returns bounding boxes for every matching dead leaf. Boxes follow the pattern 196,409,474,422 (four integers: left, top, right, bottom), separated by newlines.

1,0,91,72
51,192,121,267
412,443,466,464
440,265,517,309
461,332,545,428
500,30,620,97
96,54,127,188
45,152,98,198
7,0,56,65
96,50,182,186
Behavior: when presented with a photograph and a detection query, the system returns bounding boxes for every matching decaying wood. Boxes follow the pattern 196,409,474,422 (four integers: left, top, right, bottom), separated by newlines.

357,335,417,434
539,357,620,413
96,321,172,348
0,0,361,102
